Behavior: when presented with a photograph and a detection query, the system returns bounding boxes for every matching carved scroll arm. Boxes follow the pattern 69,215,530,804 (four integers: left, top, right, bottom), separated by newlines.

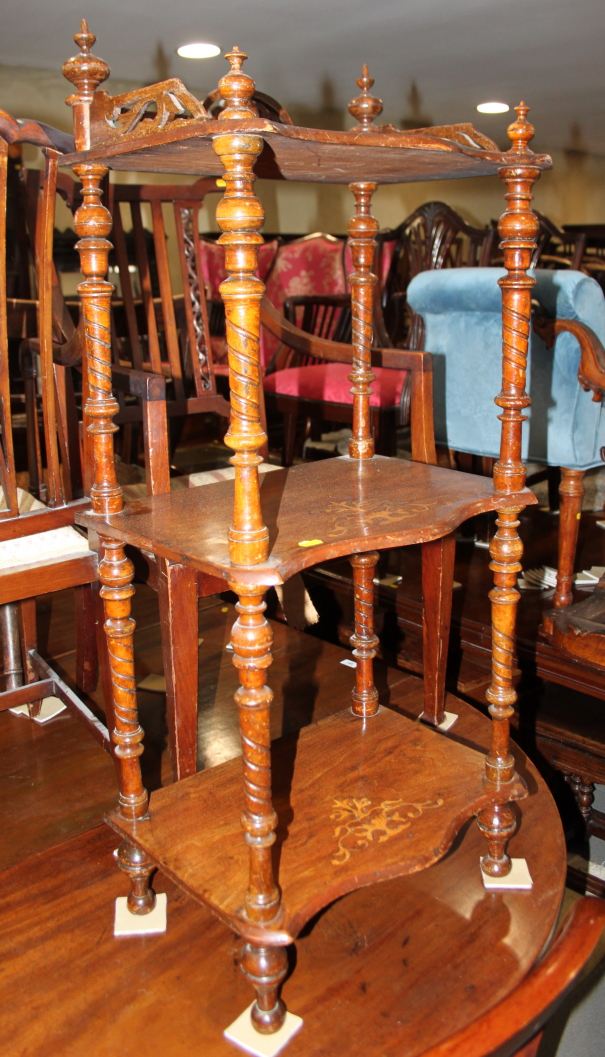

533,315,605,401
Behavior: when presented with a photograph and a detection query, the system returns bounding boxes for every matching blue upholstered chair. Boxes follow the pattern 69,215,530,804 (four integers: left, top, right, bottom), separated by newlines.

407,268,605,607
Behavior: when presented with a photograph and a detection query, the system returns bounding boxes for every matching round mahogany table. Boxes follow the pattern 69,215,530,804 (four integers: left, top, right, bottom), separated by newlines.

1,691,566,1057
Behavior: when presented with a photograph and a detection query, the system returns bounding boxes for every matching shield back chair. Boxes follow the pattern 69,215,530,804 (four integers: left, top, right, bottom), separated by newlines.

61,20,554,1038
0,116,115,749
378,199,496,348
407,266,605,609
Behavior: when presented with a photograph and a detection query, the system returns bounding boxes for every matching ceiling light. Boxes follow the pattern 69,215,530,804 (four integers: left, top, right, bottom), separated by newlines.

177,42,221,59
476,102,509,114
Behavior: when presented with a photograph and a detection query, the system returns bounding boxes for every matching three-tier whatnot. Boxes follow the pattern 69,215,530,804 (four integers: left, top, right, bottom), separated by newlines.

61,21,551,1040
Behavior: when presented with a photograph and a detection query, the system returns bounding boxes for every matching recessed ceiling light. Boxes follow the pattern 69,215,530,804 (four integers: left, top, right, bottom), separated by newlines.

177,42,221,59
476,102,510,114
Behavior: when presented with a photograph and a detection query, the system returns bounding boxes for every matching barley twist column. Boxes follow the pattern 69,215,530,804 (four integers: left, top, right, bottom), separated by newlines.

350,553,380,716
347,67,383,460
229,582,286,1033
480,104,541,876
65,27,154,911
214,48,286,1033
213,47,268,566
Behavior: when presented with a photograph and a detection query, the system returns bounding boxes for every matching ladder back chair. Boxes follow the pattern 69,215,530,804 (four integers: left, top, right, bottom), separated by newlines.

0,115,112,747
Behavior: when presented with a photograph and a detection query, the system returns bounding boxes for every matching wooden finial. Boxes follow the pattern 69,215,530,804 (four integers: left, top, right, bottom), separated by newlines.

63,20,110,151
507,101,535,153
217,46,257,120
348,64,383,131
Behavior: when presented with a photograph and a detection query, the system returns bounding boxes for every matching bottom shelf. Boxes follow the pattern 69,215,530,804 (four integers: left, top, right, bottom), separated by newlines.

108,705,527,943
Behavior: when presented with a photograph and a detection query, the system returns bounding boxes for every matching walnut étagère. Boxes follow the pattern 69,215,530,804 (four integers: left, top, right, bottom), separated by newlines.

63,21,551,1038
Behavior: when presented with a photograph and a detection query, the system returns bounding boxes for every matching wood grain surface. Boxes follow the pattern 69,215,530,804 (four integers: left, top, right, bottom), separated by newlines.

108,701,528,943
76,456,537,586
62,118,553,185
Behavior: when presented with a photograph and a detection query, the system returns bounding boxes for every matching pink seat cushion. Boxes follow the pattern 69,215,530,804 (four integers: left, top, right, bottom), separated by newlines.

264,363,407,407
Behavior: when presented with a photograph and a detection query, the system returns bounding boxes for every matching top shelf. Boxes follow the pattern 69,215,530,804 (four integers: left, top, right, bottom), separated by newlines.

62,114,553,184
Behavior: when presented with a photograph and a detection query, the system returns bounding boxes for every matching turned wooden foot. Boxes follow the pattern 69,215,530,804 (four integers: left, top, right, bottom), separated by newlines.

350,551,379,717
477,802,516,877
117,840,157,915
241,943,288,1035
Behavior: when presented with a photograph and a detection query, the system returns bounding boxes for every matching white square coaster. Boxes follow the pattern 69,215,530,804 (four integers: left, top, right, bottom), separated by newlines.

9,697,67,723
114,892,167,936
224,1004,303,1057
419,710,458,732
480,857,533,890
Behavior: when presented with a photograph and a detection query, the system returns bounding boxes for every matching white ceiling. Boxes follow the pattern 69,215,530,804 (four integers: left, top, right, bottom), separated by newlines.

1,0,604,154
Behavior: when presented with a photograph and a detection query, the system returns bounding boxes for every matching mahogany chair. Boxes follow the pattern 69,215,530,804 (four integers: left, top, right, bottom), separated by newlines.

262,294,418,463
422,895,605,1057
407,267,605,609
0,117,115,751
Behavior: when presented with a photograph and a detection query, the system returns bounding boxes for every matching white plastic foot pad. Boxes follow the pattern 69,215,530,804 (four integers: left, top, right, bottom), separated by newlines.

480,857,533,890
224,1004,303,1057
420,710,458,732
114,892,167,936
9,697,67,723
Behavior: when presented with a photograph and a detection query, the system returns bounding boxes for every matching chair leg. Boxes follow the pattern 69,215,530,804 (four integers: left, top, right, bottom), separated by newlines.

282,412,297,467
421,534,456,725
554,467,585,608
1,600,43,716
157,559,199,781
74,583,99,694
0,602,24,691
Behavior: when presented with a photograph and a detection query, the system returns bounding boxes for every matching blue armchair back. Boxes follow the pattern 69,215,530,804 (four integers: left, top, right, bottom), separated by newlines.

407,268,605,470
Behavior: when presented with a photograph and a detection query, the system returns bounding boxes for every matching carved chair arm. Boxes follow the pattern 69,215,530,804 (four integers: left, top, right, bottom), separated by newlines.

533,315,605,402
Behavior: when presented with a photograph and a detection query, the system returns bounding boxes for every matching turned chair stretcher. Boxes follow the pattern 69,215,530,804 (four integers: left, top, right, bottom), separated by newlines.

61,22,555,1040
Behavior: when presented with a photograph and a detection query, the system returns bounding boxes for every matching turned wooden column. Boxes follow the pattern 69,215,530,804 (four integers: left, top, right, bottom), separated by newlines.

345,70,382,720
347,66,383,460
214,49,285,1033
228,582,286,1033
350,552,380,716
480,104,541,876
554,467,585,608
64,24,154,912
213,48,268,567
